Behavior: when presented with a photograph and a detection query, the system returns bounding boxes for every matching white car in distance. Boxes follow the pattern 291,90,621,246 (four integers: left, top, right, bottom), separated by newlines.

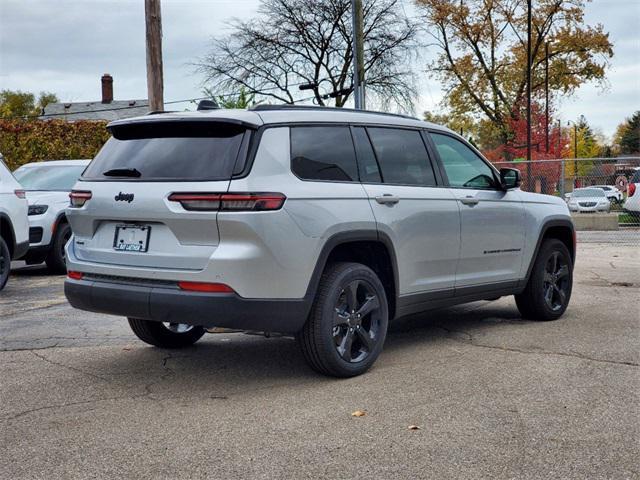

567,188,611,213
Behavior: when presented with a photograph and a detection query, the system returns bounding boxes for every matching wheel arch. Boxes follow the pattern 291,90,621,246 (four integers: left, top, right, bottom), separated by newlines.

0,212,16,258
52,211,69,236
304,230,399,320
523,219,575,285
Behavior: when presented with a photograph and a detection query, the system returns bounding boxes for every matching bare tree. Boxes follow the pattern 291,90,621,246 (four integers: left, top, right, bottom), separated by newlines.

198,0,419,111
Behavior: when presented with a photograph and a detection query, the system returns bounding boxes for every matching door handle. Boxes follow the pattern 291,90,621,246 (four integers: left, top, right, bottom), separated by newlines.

460,196,479,206
375,194,400,205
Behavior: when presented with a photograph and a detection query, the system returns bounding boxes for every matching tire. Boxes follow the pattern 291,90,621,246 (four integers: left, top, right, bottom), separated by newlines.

127,318,205,348
46,222,72,274
298,262,389,377
0,236,10,291
515,239,573,321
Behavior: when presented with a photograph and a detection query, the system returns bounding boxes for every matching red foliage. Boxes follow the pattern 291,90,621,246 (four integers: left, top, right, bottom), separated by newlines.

483,102,568,162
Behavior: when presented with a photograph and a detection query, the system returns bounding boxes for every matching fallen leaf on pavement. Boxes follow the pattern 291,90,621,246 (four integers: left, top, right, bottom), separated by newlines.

408,425,421,430
351,410,366,417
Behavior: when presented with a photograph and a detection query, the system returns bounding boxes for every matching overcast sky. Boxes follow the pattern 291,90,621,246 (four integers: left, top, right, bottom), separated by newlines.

1,0,638,138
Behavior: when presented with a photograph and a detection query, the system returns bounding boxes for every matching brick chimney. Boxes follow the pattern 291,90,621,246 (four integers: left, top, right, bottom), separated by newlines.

101,74,113,103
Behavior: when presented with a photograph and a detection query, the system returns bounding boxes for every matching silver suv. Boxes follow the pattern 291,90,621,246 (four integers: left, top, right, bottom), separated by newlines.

64,105,575,377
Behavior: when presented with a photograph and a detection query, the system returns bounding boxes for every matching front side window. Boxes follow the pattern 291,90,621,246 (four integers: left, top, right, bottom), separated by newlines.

290,126,358,182
430,133,497,189
367,128,436,186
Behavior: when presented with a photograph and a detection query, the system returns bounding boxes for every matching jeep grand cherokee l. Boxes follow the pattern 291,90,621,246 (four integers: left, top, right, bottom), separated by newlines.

64,105,575,377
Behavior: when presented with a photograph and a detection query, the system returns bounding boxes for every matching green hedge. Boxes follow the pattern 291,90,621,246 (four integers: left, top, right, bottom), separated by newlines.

0,119,110,170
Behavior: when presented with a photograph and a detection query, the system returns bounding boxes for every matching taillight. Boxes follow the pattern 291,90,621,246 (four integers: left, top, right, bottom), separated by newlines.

629,183,636,197
178,281,234,293
69,190,92,207
67,271,84,280
168,192,286,212
14,189,25,199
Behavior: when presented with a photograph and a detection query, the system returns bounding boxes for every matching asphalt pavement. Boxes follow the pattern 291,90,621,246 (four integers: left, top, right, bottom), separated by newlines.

1,240,638,479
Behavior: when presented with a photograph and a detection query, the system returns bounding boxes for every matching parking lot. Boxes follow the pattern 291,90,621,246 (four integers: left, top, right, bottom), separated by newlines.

1,235,638,479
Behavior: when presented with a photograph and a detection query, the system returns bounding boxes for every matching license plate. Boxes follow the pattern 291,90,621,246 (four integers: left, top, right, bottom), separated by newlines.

113,225,151,252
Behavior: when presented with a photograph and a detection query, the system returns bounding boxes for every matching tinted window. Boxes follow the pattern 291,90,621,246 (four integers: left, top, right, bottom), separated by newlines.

352,127,381,183
631,170,640,183
83,122,248,181
431,133,496,188
367,128,436,186
291,127,358,181
14,164,86,190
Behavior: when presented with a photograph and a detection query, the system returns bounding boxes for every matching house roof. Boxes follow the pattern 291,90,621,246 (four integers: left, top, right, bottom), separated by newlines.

41,100,150,122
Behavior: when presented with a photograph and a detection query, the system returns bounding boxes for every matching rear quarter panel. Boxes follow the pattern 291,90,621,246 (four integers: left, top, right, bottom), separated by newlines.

227,127,377,298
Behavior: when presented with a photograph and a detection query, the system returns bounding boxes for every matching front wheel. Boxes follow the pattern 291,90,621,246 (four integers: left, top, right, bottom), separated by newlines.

515,239,573,321
46,222,72,274
128,318,205,348
298,262,389,377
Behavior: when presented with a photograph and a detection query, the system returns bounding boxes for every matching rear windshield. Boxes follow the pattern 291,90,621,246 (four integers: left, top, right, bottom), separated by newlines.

82,122,249,181
14,164,86,190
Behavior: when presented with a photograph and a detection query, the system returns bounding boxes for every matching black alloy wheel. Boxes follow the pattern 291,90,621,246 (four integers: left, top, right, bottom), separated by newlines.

332,279,383,363
299,262,389,377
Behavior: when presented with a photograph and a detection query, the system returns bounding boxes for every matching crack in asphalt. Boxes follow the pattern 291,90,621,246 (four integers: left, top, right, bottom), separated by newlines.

436,325,640,368
30,350,113,383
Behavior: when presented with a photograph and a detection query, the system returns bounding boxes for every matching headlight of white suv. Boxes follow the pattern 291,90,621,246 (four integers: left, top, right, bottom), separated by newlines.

28,205,48,216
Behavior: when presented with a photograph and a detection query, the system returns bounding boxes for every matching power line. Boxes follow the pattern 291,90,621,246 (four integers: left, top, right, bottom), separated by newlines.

0,81,318,120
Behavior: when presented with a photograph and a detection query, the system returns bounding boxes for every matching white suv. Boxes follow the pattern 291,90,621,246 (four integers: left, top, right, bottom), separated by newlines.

624,169,640,215
64,106,576,377
0,154,29,291
13,159,91,272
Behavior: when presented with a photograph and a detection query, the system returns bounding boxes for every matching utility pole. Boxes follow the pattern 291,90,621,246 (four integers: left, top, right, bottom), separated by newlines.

567,119,578,188
145,0,164,111
558,119,564,197
545,41,550,152
351,0,365,109
526,0,532,190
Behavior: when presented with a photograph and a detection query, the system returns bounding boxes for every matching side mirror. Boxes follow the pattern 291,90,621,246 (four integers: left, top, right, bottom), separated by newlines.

500,168,521,190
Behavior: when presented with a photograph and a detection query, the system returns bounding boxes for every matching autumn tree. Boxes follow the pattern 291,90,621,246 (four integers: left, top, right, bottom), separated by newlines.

0,90,58,118
613,111,640,155
415,0,613,157
199,0,419,110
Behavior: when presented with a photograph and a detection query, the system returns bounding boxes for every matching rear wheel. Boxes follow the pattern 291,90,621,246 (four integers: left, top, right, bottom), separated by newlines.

298,262,389,377
0,237,10,291
46,222,72,274
127,318,205,348
515,239,573,321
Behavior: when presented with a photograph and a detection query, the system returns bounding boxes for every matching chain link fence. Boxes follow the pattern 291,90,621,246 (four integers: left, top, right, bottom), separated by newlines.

492,157,640,246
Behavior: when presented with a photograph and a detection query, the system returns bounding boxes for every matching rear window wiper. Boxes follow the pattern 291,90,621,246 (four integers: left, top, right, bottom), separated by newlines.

102,168,142,178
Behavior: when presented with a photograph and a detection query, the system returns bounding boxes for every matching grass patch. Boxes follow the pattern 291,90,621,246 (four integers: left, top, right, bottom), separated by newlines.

618,212,640,224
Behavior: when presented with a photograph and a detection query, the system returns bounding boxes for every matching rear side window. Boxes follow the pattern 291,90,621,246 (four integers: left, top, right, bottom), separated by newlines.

352,127,381,183
82,122,249,181
290,126,358,182
367,128,436,186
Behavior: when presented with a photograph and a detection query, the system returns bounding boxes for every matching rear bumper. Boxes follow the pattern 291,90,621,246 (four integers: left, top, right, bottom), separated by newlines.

64,278,311,334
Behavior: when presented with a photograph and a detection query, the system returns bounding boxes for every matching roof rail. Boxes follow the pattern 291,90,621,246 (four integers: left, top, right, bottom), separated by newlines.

249,104,419,121
146,110,176,115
